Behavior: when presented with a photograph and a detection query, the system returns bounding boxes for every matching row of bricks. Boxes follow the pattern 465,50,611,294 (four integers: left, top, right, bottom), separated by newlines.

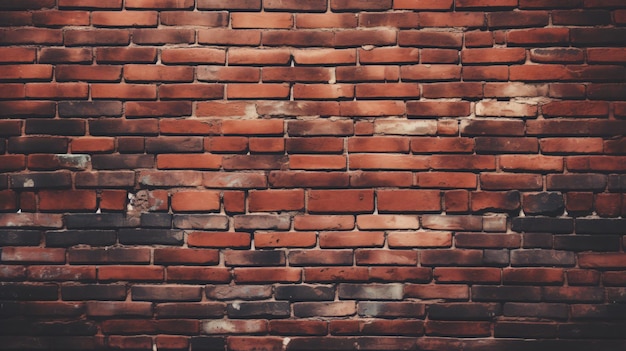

1,320,625,343
2,64,626,86
4,8,625,27
1,103,625,123
5,0,626,11
1,335,624,351
1,247,625,269
0,336,625,351
3,47,625,66
1,282,624,303
1,224,625,249
2,136,624,156
1,83,625,103
1,26,626,46
1,187,626,216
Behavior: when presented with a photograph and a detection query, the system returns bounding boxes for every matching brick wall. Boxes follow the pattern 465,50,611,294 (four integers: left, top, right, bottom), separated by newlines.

1,0,625,350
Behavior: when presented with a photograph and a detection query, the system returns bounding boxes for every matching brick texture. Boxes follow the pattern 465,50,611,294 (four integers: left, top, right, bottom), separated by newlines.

0,1,624,350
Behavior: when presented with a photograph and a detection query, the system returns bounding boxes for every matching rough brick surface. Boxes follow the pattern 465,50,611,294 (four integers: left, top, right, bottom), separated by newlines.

0,1,624,349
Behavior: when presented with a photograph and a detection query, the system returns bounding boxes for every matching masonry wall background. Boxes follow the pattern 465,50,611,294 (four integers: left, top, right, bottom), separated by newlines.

0,0,625,350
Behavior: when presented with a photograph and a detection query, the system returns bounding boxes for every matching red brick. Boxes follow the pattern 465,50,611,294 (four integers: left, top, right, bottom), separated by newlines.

92,10,157,26
579,253,626,269
160,48,225,65
254,232,317,248
319,231,384,248
99,190,127,211
25,83,88,99
480,173,543,191
503,268,564,285
308,190,374,213
394,0,453,10
132,28,194,44
0,28,63,45
96,47,157,63
399,31,462,48
293,48,356,65
587,48,626,64
420,12,485,27
205,137,248,153
377,190,441,213
125,0,195,9
434,268,501,284
540,138,603,154
91,83,156,100
304,267,369,282
264,0,327,11
462,48,526,64
157,154,222,170
431,155,495,170
99,266,164,282
294,215,355,231
229,48,291,65
204,172,267,189
444,190,470,213
595,193,621,217
0,48,36,63
266,30,334,46
171,191,220,212
0,190,17,211
199,0,257,10
411,137,474,154
355,249,418,266
166,267,231,283
249,189,305,212
465,31,493,47
227,83,290,99
565,192,594,213
232,12,293,28
64,29,129,46
335,29,397,47
195,67,257,83
293,84,354,100
567,269,601,286
349,154,429,170
542,101,609,118
500,155,563,172
263,67,332,83
124,64,193,82
296,13,356,28
347,137,407,153
158,118,218,136
188,232,251,249
488,10,549,28
359,47,419,64
159,83,224,100
349,171,413,188
339,101,405,116
198,28,261,46
421,49,459,64
331,0,392,11
456,0,517,7
160,10,227,26
234,268,302,283
507,28,570,45
0,64,52,81
406,101,469,117
426,320,491,337
39,190,96,211
1,247,65,263
401,65,462,82
355,83,420,99
404,284,469,300
418,172,477,189
337,65,399,82
0,155,27,172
